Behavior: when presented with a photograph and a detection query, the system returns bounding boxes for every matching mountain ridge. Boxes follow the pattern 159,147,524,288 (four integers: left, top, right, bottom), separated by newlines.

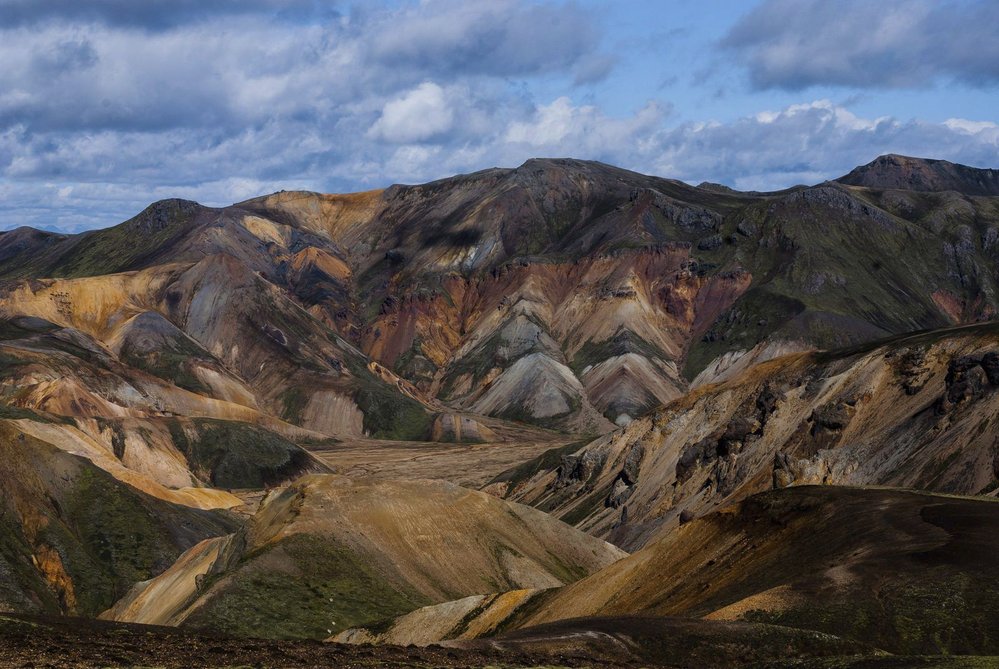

837,153,999,196
2,154,998,433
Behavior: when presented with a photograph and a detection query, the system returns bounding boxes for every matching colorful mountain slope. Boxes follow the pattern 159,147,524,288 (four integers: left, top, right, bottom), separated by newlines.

492,322,999,550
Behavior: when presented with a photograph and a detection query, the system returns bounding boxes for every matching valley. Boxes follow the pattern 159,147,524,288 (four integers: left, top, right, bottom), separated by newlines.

1,155,999,667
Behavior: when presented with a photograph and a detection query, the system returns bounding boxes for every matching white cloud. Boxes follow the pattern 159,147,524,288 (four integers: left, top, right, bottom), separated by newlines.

505,97,578,145
648,101,999,190
5,96,999,232
944,118,999,136
2,0,998,234
504,97,667,155
368,83,456,144
0,0,616,231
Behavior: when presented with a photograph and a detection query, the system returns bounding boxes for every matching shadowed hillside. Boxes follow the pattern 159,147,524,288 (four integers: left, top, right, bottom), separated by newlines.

344,486,999,657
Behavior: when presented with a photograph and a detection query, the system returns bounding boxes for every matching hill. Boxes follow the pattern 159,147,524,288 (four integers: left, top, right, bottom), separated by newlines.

101,474,624,639
344,486,999,656
837,154,999,196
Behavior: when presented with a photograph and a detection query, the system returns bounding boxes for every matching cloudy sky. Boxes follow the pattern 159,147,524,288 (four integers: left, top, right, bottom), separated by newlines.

2,0,998,232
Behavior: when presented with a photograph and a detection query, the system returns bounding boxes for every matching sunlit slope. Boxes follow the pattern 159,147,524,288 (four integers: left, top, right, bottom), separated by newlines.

103,474,625,639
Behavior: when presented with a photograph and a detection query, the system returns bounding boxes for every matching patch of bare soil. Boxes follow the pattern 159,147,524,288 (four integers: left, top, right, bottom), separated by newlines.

0,613,636,669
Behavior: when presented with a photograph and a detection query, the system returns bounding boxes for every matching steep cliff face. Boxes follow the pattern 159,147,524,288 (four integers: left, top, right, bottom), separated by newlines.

491,322,999,550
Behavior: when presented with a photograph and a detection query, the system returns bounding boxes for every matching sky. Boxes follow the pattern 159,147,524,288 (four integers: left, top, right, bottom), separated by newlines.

1,0,998,232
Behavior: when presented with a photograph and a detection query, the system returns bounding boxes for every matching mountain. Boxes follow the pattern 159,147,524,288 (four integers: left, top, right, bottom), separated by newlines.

838,154,999,196
3,155,999,434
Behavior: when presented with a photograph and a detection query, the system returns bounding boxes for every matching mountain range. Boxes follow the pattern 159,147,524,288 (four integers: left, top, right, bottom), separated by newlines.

1,154,999,668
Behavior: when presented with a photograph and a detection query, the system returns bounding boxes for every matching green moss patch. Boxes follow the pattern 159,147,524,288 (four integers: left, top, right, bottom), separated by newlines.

58,466,224,613
344,358,431,441
168,418,315,489
184,534,428,640
117,337,213,395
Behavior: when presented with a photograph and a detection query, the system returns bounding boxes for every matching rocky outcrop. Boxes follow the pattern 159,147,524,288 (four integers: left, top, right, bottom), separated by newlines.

936,352,999,412
500,323,999,550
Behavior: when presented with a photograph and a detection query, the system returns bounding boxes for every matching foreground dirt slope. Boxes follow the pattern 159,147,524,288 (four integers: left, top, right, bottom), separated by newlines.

493,322,999,549
0,612,630,669
4,611,935,669
346,486,999,657
102,474,625,639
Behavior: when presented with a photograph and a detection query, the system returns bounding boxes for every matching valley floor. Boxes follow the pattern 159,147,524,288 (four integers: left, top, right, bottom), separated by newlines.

307,436,574,487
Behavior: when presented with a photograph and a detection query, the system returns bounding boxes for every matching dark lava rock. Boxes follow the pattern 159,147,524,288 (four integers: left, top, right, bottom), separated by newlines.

621,443,645,486
697,235,723,251
557,451,605,487
810,402,853,432
938,354,995,412
982,352,999,386
736,220,757,237
677,438,714,483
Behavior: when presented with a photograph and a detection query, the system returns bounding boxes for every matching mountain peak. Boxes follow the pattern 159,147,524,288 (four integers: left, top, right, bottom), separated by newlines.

837,154,999,196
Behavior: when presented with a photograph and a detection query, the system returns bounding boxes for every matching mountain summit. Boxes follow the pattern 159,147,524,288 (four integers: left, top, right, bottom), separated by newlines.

837,153,999,196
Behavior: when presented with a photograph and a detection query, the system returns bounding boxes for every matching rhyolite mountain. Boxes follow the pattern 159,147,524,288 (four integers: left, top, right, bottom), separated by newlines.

2,154,998,435
3,154,999,667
